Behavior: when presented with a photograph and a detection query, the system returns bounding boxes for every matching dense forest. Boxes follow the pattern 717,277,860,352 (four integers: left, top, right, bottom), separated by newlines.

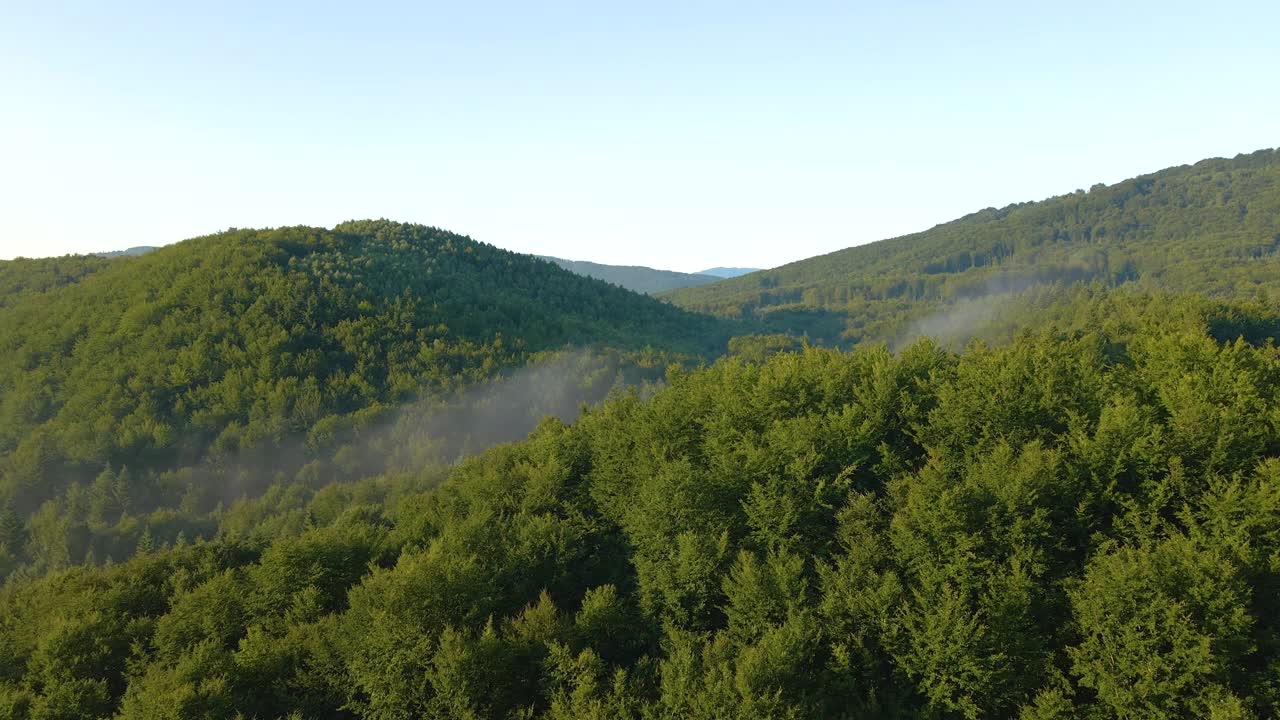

4,150,1280,718
537,257,721,294
664,148,1280,346
3,290,1280,718
0,255,114,309
0,220,733,534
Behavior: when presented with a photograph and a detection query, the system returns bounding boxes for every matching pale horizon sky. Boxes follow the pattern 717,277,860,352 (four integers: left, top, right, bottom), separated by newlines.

2,1,1277,272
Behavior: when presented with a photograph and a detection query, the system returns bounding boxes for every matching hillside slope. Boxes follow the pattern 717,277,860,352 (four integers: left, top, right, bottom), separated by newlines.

4,291,1280,718
664,148,1280,344
0,255,114,309
538,255,721,294
0,220,731,512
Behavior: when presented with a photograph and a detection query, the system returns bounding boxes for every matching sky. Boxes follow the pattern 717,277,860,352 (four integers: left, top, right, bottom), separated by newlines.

1,1,1277,271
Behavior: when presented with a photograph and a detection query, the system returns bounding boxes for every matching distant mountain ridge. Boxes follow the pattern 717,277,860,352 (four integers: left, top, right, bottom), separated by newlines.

85,245,750,295
93,245,158,257
538,255,722,294
699,266,762,278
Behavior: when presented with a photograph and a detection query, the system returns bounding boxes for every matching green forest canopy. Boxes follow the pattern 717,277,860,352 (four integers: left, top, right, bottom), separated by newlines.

663,148,1280,346
3,149,1280,718
0,220,733,516
3,291,1280,718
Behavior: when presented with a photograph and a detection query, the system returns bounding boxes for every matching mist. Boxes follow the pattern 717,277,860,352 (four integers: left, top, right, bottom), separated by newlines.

171,349,668,513
890,275,1046,351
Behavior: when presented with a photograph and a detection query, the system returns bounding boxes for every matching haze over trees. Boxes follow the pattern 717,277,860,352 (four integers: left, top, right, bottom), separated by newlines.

1,150,1280,718
0,220,731,517
4,291,1280,719
92,247,159,258
698,267,762,279
664,148,1280,347
536,256,723,294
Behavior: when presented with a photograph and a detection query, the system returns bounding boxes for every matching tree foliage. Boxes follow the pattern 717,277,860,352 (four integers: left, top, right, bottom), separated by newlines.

4,150,1280,717
0,221,731,520
3,292,1280,717
664,148,1280,347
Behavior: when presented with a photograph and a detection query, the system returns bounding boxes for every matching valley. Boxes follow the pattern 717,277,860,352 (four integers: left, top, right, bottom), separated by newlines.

2,151,1279,719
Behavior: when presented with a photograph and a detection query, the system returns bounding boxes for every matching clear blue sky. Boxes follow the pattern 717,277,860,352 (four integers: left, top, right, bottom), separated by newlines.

2,1,1277,271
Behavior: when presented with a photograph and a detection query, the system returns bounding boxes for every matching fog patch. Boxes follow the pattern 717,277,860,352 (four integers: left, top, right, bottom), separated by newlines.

175,349,666,512
891,275,1043,351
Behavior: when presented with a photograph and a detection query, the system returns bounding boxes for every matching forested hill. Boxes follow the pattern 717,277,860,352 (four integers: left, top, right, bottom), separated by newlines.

0,220,731,513
538,255,722,294
5,291,1280,718
0,255,115,309
663,148,1280,344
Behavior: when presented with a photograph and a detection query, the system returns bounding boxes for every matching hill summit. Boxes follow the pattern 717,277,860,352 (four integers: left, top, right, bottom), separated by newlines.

0,220,730,512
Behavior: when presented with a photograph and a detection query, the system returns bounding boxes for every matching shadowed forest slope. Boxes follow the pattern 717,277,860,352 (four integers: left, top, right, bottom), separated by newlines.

664,148,1280,345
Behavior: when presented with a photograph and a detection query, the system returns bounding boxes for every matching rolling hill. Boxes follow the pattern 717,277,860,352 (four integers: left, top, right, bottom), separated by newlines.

4,289,1279,718
0,255,115,309
538,255,722,294
0,220,732,514
4,154,1280,720
663,148,1280,346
